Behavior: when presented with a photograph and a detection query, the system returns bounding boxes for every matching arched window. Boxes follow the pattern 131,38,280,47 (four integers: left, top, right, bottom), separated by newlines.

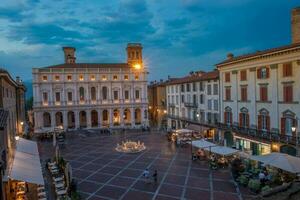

258,109,270,131
43,112,51,127
239,107,249,128
91,87,96,101
224,106,232,125
281,110,296,136
79,87,85,101
102,86,108,100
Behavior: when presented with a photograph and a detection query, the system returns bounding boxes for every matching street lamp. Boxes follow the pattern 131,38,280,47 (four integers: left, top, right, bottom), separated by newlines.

134,63,141,70
15,136,20,141
292,126,298,145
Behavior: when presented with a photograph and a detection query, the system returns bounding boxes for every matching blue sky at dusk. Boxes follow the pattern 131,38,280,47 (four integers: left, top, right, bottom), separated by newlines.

0,0,299,82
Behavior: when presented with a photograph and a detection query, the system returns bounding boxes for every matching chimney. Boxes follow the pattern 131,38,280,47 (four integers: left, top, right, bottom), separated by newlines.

227,53,234,59
63,47,76,64
292,7,300,44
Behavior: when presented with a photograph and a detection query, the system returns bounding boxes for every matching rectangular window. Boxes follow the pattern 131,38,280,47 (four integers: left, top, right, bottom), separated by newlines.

135,75,139,80
42,76,47,81
225,72,230,82
55,76,60,81
186,83,190,92
102,75,107,80
135,90,140,99
193,94,197,104
192,82,196,91
79,75,84,81
55,92,60,102
214,100,218,111
181,84,185,92
124,75,129,80
240,70,247,81
199,82,204,91
208,100,212,110
257,67,269,79
90,75,95,81
67,75,72,81
43,92,48,103
260,86,268,101
176,95,179,104
113,75,118,80
241,87,247,101
181,95,185,103
125,90,129,100
207,85,211,95
283,85,293,102
68,92,72,102
225,87,231,101
213,84,218,95
282,63,292,77
200,94,204,104
113,91,118,100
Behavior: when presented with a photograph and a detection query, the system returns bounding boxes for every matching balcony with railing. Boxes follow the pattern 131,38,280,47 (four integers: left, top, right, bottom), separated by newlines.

184,102,198,108
217,122,300,146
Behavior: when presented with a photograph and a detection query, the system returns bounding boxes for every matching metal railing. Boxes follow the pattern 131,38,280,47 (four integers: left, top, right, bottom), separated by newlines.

217,122,299,146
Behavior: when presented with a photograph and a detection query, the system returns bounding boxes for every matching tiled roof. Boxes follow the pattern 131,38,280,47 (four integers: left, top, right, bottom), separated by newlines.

0,109,8,130
165,70,219,85
216,42,300,67
43,63,129,69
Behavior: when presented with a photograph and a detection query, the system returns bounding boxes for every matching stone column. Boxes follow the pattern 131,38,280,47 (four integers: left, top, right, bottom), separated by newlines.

109,108,113,127
98,109,102,128
86,110,91,128
131,107,135,128
120,108,124,127
75,110,80,129
50,111,55,129
63,111,68,130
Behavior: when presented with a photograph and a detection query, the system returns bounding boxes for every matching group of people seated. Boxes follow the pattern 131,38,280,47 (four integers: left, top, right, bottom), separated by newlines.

47,161,67,199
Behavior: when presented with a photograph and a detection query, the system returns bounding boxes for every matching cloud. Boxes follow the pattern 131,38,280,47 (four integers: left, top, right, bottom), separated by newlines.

0,0,299,83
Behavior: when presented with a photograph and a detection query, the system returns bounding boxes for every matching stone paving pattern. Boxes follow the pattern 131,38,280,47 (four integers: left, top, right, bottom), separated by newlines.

38,130,255,200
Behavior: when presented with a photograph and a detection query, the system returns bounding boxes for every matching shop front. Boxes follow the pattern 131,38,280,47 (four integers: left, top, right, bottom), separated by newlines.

4,138,44,200
234,136,271,155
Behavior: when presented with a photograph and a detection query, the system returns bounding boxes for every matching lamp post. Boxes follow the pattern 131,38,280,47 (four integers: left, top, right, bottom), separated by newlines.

292,126,297,145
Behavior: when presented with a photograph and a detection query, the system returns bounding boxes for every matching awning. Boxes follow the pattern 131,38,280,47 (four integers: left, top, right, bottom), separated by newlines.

187,124,210,132
9,138,44,185
210,146,239,156
250,153,300,174
192,139,217,149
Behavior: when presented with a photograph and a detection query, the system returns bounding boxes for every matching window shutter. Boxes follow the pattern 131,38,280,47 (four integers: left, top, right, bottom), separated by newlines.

230,113,233,124
266,116,270,131
257,69,261,79
283,64,287,77
281,118,286,135
239,113,242,127
258,115,262,130
224,112,227,123
266,67,270,78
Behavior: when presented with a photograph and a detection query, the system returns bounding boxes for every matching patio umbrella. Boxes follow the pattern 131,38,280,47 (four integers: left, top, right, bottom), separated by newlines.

250,153,300,174
209,146,239,156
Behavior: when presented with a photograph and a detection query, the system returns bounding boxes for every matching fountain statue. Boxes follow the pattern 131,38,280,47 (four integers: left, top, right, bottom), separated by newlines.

115,140,146,153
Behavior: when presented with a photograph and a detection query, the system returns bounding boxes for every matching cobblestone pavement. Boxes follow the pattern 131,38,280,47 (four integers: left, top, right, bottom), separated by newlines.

38,130,255,200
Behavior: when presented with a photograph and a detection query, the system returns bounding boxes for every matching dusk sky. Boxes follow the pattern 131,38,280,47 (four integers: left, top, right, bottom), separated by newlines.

0,0,299,82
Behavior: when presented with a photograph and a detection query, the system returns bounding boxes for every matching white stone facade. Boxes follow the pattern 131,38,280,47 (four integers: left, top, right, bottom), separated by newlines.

165,71,219,129
32,44,149,131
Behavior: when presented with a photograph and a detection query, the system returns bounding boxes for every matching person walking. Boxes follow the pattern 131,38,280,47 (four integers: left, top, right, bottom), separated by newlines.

153,170,158,184
143,169,150,183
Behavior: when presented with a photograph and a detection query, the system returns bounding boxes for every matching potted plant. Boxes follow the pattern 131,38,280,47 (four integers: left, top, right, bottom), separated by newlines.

237,175,248,187
261,185,271,193
248,179,261,193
